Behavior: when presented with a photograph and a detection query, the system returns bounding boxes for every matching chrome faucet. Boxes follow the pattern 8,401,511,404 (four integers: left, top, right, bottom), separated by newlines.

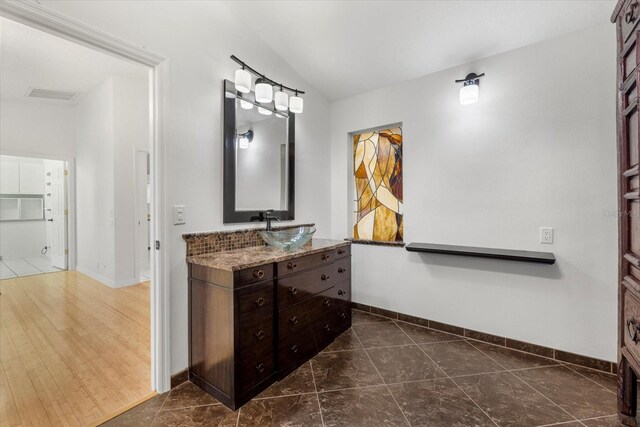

264,210,280,231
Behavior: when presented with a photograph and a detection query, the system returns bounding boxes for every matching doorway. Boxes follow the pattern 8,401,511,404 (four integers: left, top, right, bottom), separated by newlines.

0,2,169,424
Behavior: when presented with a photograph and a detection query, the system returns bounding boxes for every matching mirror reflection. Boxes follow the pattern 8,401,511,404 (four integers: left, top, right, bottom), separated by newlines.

234,98,289,211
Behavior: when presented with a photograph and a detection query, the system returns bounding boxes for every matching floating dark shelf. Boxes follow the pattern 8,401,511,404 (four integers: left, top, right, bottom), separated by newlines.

405,243,556,265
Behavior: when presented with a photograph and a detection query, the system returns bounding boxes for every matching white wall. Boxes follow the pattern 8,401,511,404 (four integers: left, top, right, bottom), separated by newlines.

330,24,618,362
75,77,116,283
0,100,77,158
42,1,333,374
112,74,150,285
75,75,150,286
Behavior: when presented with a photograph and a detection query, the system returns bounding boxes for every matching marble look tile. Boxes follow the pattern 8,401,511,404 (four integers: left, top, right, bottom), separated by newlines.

366,345,445,384
318,385,409,426
322,329,363,352
258,362,315,398
564,365,616,393
160,382,220,410
311,350,383,392
395,321,462,344
581,415,625,426
237,394,322,427
468,340,559,370
514,366,617,419
388,379,495,427
454,372,574,426
420,340,504,377
351,309,391,325
151,404,237,426
102,393,168,426
352,322,413,348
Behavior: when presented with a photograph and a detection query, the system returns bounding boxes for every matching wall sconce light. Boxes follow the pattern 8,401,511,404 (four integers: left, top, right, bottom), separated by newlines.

255,77,273,103
237,129,254,149
234,66,252,94
455,72,485,105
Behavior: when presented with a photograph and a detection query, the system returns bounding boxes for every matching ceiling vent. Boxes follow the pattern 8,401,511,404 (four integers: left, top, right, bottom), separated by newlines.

25,87,80,101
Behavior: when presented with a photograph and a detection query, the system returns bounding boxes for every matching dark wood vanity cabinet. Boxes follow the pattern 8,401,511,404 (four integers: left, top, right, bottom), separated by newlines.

188,244,351,410
614,1,640,425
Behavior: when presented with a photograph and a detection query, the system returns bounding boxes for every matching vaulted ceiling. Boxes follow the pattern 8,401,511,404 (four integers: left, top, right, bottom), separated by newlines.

224,1,615,101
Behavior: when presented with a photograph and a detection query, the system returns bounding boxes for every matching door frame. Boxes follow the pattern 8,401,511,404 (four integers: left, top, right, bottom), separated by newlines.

0,0,171,393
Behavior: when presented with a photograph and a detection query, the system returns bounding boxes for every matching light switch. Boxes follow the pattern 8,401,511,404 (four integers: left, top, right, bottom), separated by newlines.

173,205,185,225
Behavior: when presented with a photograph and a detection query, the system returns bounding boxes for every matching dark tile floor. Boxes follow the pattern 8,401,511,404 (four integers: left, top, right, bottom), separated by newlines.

103,309,621,427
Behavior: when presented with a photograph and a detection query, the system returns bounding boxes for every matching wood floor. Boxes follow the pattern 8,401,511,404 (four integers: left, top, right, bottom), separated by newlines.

0,271,151,427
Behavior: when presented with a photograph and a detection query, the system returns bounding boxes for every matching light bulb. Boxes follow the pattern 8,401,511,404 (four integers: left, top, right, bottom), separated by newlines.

234,68,251,94
274,90,289,111
255,78,273,103
460,84,479,105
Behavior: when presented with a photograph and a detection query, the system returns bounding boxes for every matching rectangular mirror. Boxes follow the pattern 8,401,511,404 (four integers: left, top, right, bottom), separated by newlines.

223,80,295,223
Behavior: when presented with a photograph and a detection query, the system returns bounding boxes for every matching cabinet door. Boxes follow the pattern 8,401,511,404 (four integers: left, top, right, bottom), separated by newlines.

19,161,45,194
0,160,19,194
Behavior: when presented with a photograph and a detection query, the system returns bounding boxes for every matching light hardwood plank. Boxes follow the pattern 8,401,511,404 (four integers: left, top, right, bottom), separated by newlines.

0,271,150,426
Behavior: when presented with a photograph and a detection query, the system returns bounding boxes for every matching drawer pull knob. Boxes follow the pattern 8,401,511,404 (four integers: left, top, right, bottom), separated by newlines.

322,254,330,261
321,274,330,281
323,299,332,307
627,2,638,23
255,297,266,307
255,330,265,340
255,363,265,373
338,267,345,274
253,269,265,279
290,344,299,353
338,249,345,255
324,324,332,332
289,286,298,295
628,318,640,343
340,312,347,319
338,289,346,296
287,262,297,270
289,316,299,325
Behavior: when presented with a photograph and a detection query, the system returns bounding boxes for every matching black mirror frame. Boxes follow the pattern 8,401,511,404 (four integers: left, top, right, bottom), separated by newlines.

223,79,295,224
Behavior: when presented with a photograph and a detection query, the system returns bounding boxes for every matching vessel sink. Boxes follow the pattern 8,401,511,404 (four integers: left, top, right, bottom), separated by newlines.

259,226,316,250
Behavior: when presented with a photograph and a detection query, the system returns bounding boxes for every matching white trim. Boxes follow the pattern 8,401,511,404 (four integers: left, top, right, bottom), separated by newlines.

75,265,141,288
0,1,171,393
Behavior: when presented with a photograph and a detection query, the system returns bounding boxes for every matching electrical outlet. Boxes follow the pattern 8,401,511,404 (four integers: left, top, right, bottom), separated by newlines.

173,205,185,225
540,227,554,244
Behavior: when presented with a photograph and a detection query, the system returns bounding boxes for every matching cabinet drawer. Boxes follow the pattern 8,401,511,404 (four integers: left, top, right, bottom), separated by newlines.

278,259,349,309
238,319,273,353
278,325,318,374
236,281,274,321
279,287,340,339
623,281,640,362
237,264,274,286
238,348,274,394
623,1,640,43
277,245,351,277
315,306,351,351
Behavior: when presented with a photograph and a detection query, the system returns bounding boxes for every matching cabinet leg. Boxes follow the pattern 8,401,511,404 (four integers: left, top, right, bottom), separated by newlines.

619,356,638,426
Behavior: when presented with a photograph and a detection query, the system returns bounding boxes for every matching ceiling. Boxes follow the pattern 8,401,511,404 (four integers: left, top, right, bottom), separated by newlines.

224,0,615,101
0,17,148,104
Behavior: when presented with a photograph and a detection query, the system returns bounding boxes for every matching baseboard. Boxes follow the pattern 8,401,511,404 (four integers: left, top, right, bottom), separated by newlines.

171,369,189,388
351,301,617,375
75,266,141,288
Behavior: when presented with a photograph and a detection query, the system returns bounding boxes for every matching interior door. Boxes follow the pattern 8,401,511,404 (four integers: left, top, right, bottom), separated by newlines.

51,162,67,269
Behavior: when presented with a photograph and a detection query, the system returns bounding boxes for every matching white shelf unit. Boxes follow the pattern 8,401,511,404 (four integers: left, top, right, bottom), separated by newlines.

0,198,19,220
0,197,44,221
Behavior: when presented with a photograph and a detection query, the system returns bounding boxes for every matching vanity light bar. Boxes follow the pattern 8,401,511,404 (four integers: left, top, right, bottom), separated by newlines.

230,55,305,95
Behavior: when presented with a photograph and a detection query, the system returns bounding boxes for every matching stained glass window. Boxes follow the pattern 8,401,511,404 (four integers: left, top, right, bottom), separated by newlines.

353,127,403,242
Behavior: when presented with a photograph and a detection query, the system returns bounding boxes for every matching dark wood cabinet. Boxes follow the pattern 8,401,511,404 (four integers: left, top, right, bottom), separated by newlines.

188,244,351,410
613,1,640,425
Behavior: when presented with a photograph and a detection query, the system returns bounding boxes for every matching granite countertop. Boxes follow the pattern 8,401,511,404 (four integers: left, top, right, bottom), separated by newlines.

187,238,351,271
